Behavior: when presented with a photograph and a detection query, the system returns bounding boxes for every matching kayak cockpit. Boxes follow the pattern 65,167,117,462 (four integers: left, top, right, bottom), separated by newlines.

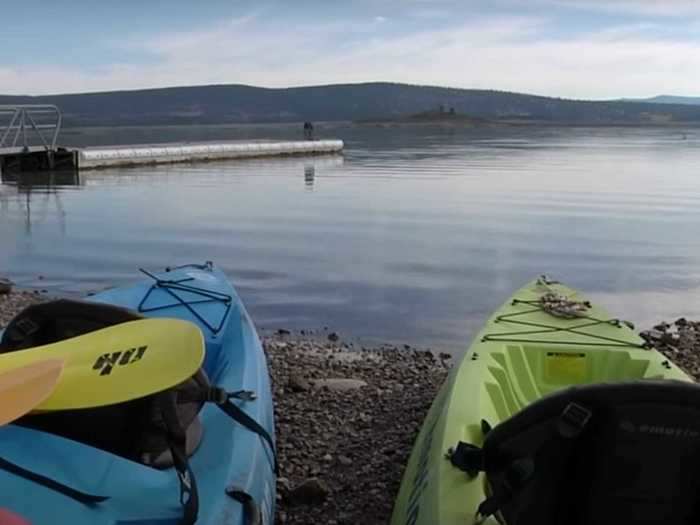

483,342,680,422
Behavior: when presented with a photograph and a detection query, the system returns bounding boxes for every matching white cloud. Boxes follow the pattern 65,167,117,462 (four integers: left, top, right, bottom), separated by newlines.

540,0,700,16
1,14,700,98
375,16,387,23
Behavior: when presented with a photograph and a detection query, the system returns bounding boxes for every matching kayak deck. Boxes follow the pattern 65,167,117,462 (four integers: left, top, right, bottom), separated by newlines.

474,279,687,424
0,263,276,525
391,278,691,525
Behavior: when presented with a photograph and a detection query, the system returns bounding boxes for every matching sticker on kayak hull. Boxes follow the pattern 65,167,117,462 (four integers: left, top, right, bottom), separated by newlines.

545,352,587,383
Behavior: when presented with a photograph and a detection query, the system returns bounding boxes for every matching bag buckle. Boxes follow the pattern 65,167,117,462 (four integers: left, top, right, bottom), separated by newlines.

446,442,483,478
558,402,591,438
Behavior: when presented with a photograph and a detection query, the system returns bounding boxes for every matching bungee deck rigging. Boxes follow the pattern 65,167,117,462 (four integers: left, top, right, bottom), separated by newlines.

482,298,646,349
481,276,646,349
138,262,232,335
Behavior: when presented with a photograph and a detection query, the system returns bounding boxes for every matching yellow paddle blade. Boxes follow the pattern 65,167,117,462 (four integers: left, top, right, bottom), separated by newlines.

0,359,64,425
0,319,204,411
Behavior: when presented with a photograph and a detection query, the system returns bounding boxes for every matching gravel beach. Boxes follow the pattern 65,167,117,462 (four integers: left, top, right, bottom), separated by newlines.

265,334,449,524
641,319,700,380
0,288,43,328
3,287,700,525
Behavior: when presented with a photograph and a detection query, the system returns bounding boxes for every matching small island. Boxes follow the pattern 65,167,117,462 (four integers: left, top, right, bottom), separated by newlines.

357,104,492,126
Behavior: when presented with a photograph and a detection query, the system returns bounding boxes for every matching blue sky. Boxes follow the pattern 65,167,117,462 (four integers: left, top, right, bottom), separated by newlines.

2,0,700,98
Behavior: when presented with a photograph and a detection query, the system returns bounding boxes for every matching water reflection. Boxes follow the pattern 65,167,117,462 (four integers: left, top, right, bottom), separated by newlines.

0,170,80,235
304,165,315,190
1,170,81,188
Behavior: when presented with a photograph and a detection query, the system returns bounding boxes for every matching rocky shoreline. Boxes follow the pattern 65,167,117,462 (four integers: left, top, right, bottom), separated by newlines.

3,286,700,524
640,319,700,380
0,287,44,328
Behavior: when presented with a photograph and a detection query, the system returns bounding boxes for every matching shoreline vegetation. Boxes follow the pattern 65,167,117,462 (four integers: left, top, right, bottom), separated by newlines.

355,108,700,128
3,288,700,524
356,108,491,126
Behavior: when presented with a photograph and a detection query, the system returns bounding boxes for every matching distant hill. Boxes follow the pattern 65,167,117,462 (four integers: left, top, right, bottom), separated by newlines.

3,83,700,126
633,95,700,106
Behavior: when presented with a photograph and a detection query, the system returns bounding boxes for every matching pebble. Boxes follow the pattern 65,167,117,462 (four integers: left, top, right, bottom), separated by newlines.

288,373,311,393
286,477,330,506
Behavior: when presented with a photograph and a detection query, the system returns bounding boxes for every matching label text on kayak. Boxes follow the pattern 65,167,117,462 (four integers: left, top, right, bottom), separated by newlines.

93,346,148,376
406,416,438,525
404,385,446,525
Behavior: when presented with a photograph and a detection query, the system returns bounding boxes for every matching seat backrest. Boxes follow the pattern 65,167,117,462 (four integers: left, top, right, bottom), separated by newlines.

0,298,143,351
2,298,205,466
482,380,700,525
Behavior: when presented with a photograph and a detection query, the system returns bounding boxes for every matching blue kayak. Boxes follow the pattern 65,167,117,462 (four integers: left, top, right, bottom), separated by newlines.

0,262,276,524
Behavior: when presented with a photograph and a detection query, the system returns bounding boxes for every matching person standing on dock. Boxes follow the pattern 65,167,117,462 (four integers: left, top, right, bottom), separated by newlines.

303,121,314,140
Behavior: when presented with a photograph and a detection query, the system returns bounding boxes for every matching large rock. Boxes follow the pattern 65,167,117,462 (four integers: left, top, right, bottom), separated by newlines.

286,477,329,505
311,378,368,392
0,279,12,295
640,329,664,343
288,373,311,393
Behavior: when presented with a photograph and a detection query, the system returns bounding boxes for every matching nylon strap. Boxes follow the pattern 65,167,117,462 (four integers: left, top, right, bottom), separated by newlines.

217,400,279,475
477,457,534,519
448,442,483,478
226,487,262,525
0,455,108,504
160,391,199,525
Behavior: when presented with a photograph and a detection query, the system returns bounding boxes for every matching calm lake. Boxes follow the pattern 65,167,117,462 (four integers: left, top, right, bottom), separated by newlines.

2,124,700,351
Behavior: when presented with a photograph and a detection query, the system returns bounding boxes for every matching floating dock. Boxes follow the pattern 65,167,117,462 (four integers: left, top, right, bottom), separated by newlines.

0,104,344,174
77,140,344,170
0,105,78,173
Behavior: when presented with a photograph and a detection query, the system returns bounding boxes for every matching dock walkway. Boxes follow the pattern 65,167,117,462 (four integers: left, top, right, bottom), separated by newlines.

78,139,344,169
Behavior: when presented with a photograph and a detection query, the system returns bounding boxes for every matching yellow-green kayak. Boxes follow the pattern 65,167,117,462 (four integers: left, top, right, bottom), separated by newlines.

391,277,693,525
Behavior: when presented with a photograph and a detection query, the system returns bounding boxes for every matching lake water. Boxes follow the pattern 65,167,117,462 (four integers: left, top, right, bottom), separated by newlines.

2,124,700,352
